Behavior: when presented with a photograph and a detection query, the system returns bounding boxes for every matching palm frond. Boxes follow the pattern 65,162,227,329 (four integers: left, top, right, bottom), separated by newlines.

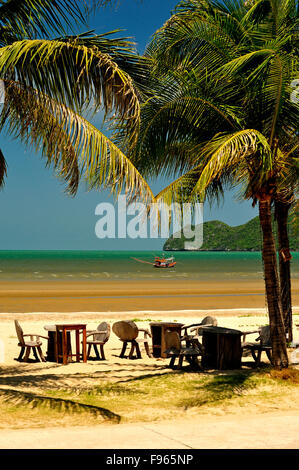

0,0,85,38
147,13,237,76
114,68,242,179
217,48,276,78
1,80,81,195
0,147,7,188
0,388,121,422
155,129,274,207
190,129,273,197
242,0,272,25
0,80,154,202
0,35,141,141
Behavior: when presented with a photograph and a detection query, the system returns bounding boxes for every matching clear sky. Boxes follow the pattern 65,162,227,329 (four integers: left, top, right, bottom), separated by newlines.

0,0,258,251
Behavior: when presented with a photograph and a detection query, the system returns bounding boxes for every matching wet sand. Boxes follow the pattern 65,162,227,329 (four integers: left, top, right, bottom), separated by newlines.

0,279,298,313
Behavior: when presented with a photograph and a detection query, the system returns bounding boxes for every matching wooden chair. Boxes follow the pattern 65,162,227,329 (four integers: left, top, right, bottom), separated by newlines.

241,325,272,367
14,320,48,362
112,320,152,359
182,316,218,353
182,316,218,338
164,330,203,370
84,322,110,360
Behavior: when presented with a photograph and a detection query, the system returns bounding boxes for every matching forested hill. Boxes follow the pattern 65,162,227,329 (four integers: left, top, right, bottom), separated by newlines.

163,216,299,252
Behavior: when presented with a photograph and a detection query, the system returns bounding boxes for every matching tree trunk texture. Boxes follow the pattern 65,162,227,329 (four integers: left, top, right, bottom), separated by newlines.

258,198,288,368
275,199,293,342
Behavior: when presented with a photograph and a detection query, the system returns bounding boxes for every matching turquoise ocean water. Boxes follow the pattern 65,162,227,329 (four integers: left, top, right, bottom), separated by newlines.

0,251,298,281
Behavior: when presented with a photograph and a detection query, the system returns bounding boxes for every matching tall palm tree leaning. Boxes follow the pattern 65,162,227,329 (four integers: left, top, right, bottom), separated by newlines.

114,0,298,368
0,0,153,202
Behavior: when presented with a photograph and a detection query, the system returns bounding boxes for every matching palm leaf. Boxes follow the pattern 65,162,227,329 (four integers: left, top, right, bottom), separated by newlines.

0,80,154,201
0,388,121,422
0,0,85,38
0,80,81,194
0,146,7,188
242,0,272,25
190,129,273,196
0,35,141,141
147,14,237,76
155,129,274,206
115,67,242,179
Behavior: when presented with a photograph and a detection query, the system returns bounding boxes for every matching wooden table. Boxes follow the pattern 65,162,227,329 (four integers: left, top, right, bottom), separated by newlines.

56,324,87,365
150,322,184,358
44,325,71,362
201,326,242,370
44,324,87,364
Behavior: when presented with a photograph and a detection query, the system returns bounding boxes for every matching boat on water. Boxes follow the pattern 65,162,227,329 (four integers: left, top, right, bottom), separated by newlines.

153,256,176,268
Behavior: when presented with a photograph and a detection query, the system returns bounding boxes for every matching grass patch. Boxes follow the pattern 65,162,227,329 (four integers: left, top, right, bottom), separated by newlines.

0,368,299,429
237,314,267,318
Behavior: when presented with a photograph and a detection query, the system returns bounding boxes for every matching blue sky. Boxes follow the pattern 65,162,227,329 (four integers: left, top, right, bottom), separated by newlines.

0,0,258,250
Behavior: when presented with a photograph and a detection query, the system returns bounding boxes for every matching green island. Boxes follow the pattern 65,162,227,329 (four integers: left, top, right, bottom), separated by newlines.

164,215,299,252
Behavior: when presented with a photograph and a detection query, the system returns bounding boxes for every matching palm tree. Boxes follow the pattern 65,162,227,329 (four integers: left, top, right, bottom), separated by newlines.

115,0,298,368
274,192,295,342
0,0,153,201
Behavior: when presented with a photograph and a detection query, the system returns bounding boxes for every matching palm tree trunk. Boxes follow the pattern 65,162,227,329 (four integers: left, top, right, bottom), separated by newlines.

275,199,293,343
258,198,288,368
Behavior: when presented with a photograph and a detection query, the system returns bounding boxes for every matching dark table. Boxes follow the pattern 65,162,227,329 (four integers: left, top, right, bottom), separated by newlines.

44,324,70,363
201,326,242,370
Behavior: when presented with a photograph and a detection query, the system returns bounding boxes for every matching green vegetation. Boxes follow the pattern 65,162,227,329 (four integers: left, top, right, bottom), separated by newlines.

1,368,299,428
0,0,152,199
164,216,299,252
115,0,298,367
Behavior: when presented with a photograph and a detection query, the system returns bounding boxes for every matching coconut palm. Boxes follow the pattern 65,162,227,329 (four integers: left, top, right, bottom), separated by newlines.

0,0,153,201
115,0,298,367
274,192,296,342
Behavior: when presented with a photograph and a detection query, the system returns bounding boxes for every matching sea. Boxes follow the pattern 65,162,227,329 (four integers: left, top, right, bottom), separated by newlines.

0,250,298,281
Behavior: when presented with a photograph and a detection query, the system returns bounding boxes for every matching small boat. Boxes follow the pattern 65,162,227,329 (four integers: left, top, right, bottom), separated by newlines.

153,255,176,268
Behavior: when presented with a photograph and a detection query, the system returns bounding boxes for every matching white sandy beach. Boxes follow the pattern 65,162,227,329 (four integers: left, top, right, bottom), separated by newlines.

1,306,299,371
0,306,299,449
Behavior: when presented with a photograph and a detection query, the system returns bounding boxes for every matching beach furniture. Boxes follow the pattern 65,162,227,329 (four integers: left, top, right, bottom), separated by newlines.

14,320,47,362
150,322,184,358
164,330,202,370
241,325,272,367
181,316,218,354
55,324,87,365
44,324,72,362
181,316,218,338
112,320,152,359
84,322,110,360
201,326,242,370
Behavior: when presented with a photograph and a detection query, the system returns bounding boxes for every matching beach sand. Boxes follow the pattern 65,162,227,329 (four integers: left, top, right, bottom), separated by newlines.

1,277,298,371
1,304,299,374
0,278,298,448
